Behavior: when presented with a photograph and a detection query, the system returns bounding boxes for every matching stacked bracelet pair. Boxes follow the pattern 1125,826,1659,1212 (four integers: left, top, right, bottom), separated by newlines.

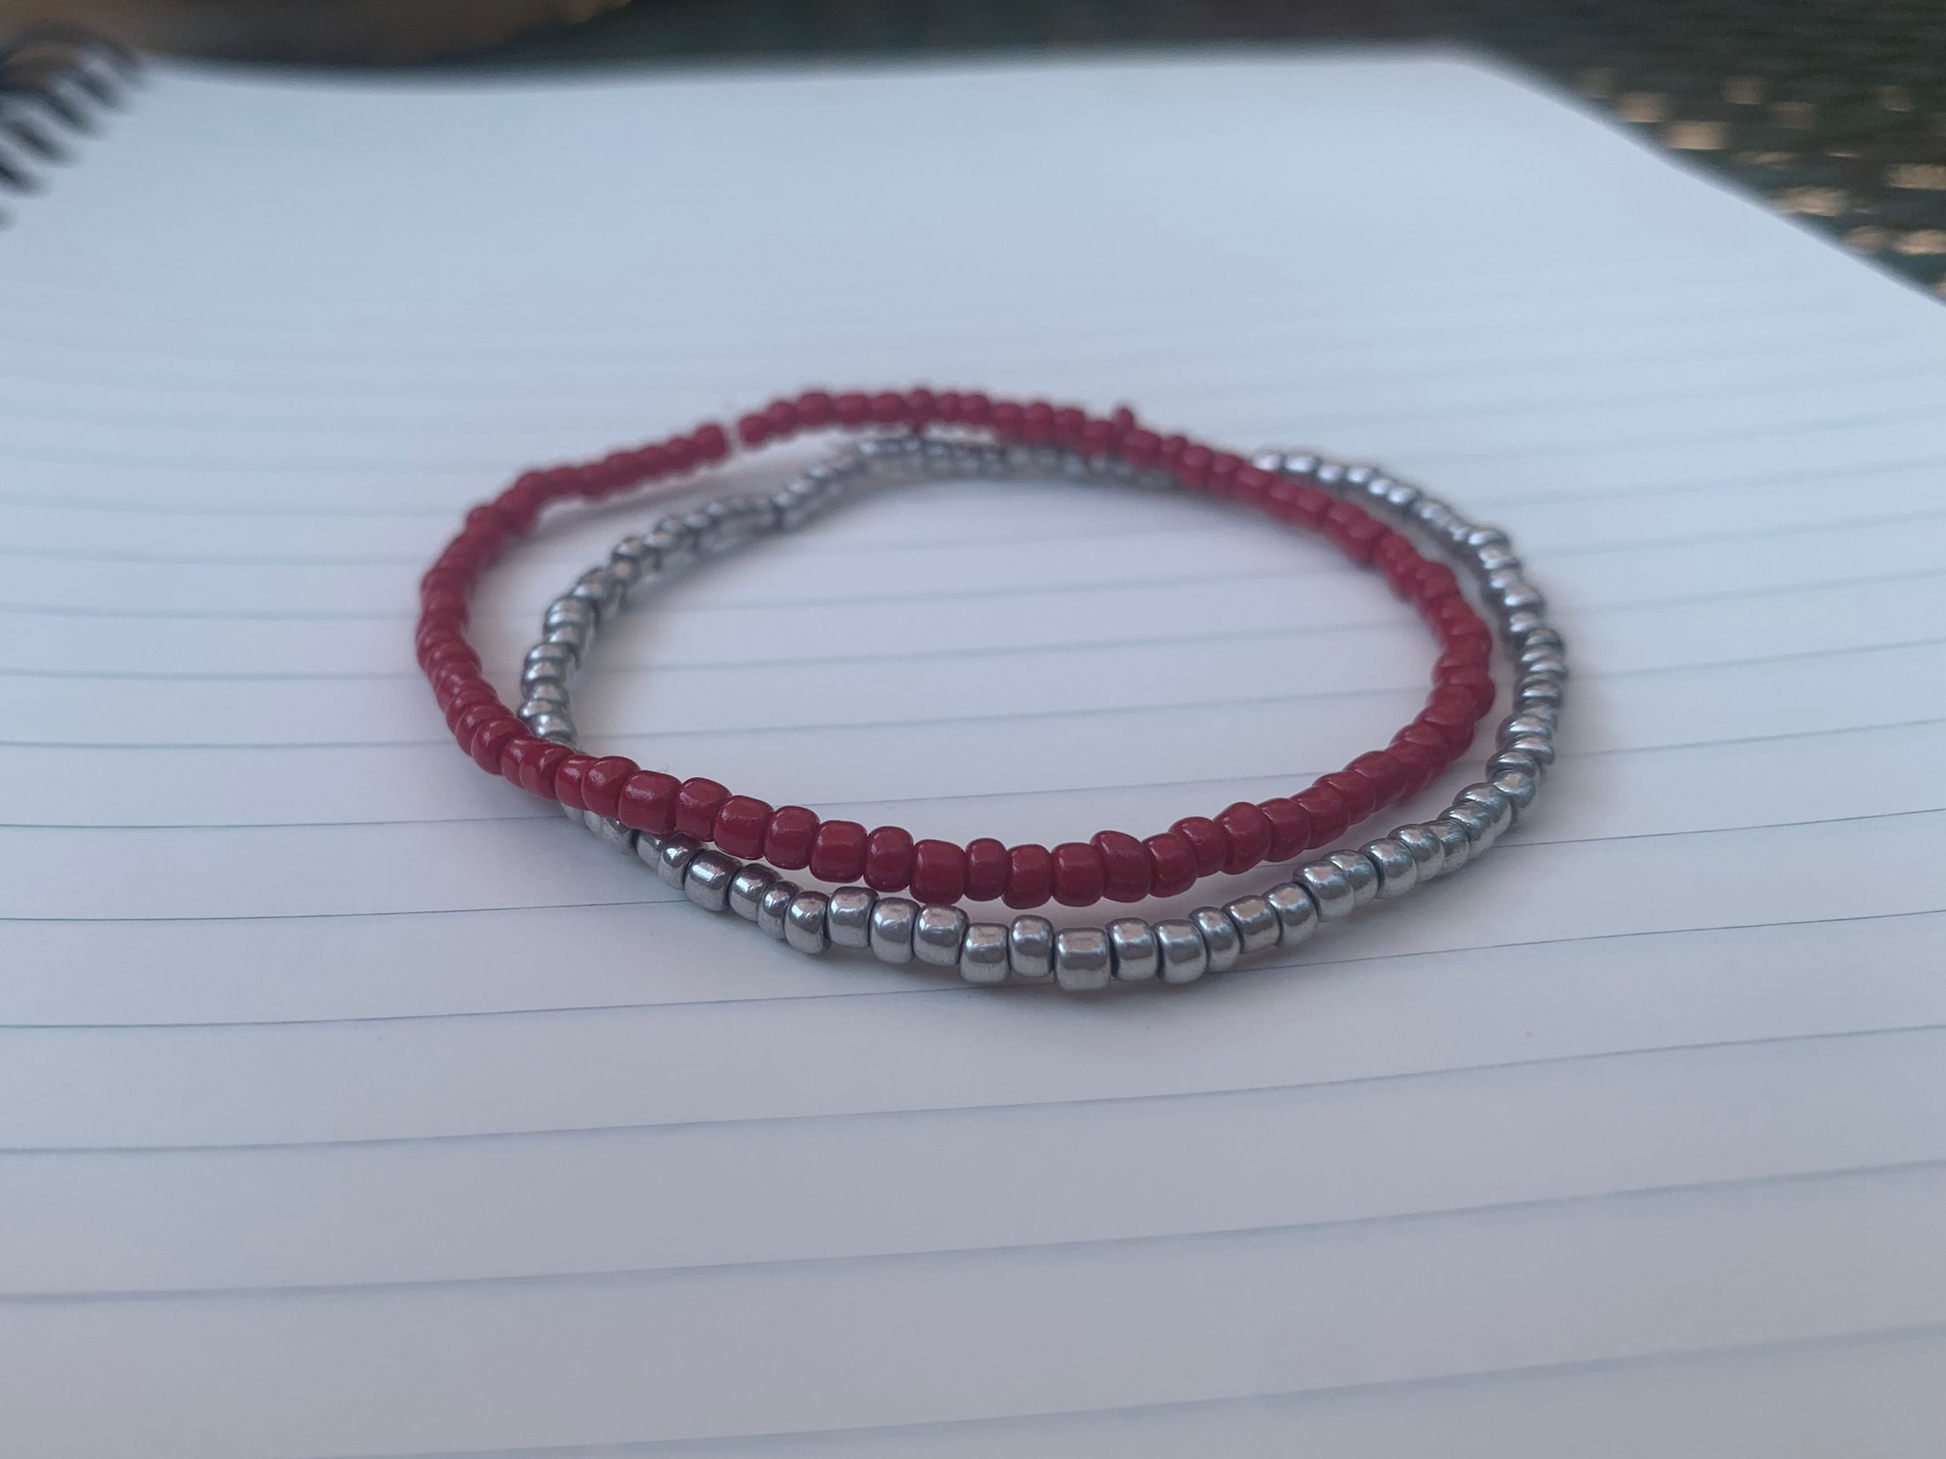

419,388,1564,993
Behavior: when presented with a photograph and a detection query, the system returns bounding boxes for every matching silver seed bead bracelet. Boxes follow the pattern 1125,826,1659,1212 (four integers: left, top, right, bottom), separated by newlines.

518,432,1565,992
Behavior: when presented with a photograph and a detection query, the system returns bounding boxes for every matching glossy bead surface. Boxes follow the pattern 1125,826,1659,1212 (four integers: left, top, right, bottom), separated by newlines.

1326,850,1381,907
655,833,701,890
785,891,832,955
1492,768,1538,816
913,905,969,967
1361,838,1420,898
826,886,877,948
1009,916,1055,979
1225,895,1281,955
1154,919,1209,985
959,923,1011,985
1053,928,1112,992
1191,907,1242,972
756,880,800,940
1107,918,1159,982
728,864,776,921
684,851,739,912
1296,860,1356,920
869,898,919,964
1428,816,1474,872
1265,882,1319,946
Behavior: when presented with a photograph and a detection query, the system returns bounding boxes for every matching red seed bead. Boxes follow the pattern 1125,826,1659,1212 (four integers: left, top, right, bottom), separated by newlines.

1021,400,1055,444
991,400,1023,436
1207,452,1243,497
1177,444,1213,490
1157,434,1188,469
1318,770,1378,825
1294,781,1351,845
1258,797,1312,861
763,399,800,437
1232,464,1274,505
692,424,729,462
552,754,597,811
1092,830,1153,902
735,412,770,446
713,795,773,859
1387,738,1442,798
1144,831,1198,898
870,391,908,425
864,826,916,892
1171,816,1230,877
811,820,869,883
675,778,731,840
664,435,697,472
834,392,870,427
1119,427,1160,467
449,699,503,743
1346,749,1409,807
965,838,1010,902
470,717,521,773
796,389,835,427
906,388,937,425
505,737,568,795
910,839,968,904
581,756,639,819
1216,801,1274,875
616,771,680,835
1004,844,1054,909
764,806,820,870
1051,841,1107,907
958,391,992,425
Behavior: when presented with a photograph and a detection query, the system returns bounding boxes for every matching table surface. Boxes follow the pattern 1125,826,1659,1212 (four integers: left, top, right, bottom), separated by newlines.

425,0,1946,301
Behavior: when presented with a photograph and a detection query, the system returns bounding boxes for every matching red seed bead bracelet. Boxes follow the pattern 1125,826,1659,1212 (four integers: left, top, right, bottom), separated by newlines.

417,388,1497,911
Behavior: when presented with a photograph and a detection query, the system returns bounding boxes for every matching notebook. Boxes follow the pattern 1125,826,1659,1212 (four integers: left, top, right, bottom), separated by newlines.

1,42,1943,1459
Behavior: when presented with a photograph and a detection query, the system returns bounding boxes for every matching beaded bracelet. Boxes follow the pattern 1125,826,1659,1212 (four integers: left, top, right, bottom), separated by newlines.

490,412,1501,911
516,432,1565,991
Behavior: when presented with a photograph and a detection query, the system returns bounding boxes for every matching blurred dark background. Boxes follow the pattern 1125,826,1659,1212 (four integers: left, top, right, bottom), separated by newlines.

4,0,1944,294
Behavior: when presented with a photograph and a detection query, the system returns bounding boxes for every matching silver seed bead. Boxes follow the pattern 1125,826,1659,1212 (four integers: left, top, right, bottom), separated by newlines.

1428,817,1473,873
825,887,877,949
1492,769,1539,816
541,623,588,660
756,880,799,939
634,830,664,864
654,833,701,889
869,898,919,964
1154,919,1210,985
1442,800,1503,853
525,641,575,673
1500,712,1556,743
1516,679,1564,709
1475,543,1520,573
1106,918,1159,982
1053,928,1112,992
682,850,739,911
785,892,832,955
1266,882,1320,946
959,923,1011,985
526,712,576,744
1465,526,1511,551
1457,781,1516,834
521,664,568,694
1297,860,1357,921
1191,907,1242,973
728,864,776,921
1224,895,1281,955
1008,916,1055,980
611,534,652,565
588,815,637,855
1361,838,1419,897
519,698,561,727
1487,748,1543,783
543,596,593,631
1326,850,1381,907
521,681,569,709
1391,824,1447,880
1505,608,1546,638
1504,733,1556,772
913,905,969,967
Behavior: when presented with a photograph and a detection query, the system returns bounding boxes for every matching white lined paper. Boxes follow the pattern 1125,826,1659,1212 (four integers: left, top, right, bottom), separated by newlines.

0,48,1943,1459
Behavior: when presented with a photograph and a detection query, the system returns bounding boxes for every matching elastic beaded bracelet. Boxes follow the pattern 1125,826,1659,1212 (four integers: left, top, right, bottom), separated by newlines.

522,431,1565,989
485,415,1499,911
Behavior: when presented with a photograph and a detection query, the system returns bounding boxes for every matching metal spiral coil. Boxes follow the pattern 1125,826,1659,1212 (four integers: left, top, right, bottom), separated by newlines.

0,24,140,218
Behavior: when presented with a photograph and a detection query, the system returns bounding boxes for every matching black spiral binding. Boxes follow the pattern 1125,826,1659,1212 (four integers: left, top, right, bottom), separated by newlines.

0,25,140,223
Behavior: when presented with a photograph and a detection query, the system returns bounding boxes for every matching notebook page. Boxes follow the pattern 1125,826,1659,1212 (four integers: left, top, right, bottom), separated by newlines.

0,49,1942,1458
